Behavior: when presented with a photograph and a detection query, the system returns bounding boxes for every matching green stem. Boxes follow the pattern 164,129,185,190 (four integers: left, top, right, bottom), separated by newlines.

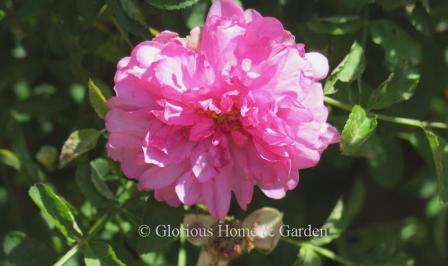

281,236,301,247
324,96,352,112
52,208,115,266
324,96,448,130
53,243,80,266
177,224,187,266
281,238,354,266
53,194,141,266
112,17,133,48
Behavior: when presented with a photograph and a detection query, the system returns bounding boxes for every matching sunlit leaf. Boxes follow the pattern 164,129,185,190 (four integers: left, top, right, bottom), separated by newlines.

70,83,86,104
0,10,6,21
293,246,322,266
76,161,111,208
185,0,207,29
324,42,365,95
0,149,21,171
424,130,448,202
419,0,431,13
308,16,363,35
59,129,101,168
35,145,58,171
3,231,53,266
408,4,431,35
368,66,420,110
370,19,422,68
340,105,377,156
84,240,126,266
90,158,117,202
28,183,83,241
88,79,109,119
144,0,200,10
14,80,30,101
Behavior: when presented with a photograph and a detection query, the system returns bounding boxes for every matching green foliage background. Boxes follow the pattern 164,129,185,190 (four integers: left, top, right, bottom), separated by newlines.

1,0,448,265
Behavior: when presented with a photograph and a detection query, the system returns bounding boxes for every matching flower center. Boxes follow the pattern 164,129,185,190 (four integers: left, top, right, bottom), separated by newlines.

213,109,242,132
200,107,243,132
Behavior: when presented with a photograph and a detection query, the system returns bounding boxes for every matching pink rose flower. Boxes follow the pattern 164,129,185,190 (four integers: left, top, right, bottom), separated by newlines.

106,0,339,219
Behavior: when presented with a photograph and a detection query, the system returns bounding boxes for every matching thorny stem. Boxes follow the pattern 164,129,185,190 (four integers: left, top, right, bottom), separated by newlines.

281,238,354,266
324,96,448,130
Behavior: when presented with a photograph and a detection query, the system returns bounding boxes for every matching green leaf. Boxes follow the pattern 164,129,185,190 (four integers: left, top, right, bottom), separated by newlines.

59,129,101,168
70,83,86,104
377,0,409,11
340,105,378,156
35,145,58,171
90,158,117,202
307,16,363,35
17,0,48,17
312,180,365,245
367,66,420,110
324,41,365,95
424,130,448,202
76,161,111,208
434,210,447,257
84,240,126,266
3,231,53,266
370,19,422,68
0,149,21,171
88,79,109,119
14,80,30,101
409,4,431,35
93,40,128,64
0,187,7,205
364,136,404,188
419,0,431,13
28,183,83,241
293,246,322,266
76,0,104,20
108,0,148,37
185,0,207,29
399,131,433,168
133,199,183,253
119,0,147,27
0,10,6,22
144,0,200,10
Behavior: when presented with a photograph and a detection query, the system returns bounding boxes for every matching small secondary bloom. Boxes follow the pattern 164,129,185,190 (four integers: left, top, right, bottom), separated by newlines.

106,0,339,219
